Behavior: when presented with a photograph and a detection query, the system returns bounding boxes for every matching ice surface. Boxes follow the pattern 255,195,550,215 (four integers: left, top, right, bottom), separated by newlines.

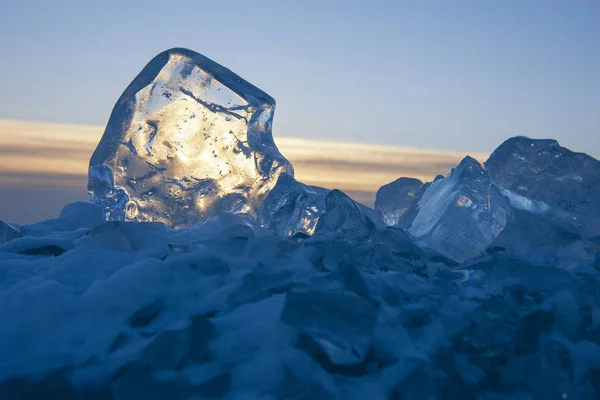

378,137,600,262
0,220,21,243
259,175,379,239
376,175,443,230
376,137,600,263
313,189,376,241
375,177,423,226
406,156,510,262
258,173,325,237
281,289,378,366
1,200,600,398
486,136,600,239
488,208,590,265
88,48,293,228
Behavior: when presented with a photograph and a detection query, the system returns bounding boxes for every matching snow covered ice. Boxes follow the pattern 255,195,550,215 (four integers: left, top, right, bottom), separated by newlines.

3,198,600,399
3,48,600,399
88,48,293,228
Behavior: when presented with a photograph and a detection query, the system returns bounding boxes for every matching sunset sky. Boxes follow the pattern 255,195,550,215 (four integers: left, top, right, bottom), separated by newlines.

0,119,486,223
1,1,598,223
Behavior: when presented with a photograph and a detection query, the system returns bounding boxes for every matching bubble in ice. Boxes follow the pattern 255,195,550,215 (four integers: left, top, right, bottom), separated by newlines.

88,48,293,227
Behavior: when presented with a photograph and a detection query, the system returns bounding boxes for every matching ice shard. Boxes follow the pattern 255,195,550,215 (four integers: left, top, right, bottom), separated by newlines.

259,173,379,239
88,48,293,227
485,136,600,239
258,173,325,237
375,177,424,227
0,220,21,243
407,156,510,262
313,190,376,241
376,175,444,230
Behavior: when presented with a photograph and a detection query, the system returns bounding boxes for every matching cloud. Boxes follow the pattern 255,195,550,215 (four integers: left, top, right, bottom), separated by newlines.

0,119,487,223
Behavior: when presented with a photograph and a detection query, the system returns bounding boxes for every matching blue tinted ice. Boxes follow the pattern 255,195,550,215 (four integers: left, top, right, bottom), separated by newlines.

259,175,376,239
313,189,376,241
376,137,600,263
489,208,588,264
258,173,325,237
7,44,600,399
486,136,600,239
88,48,293,227
0,220,20,243
375,177,423,226
281,289,378,366
407,156,510,262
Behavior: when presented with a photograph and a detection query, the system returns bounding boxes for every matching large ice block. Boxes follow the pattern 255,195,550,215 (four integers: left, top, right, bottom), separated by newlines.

407,156,510,262
88,48,293,227
486,136,600,239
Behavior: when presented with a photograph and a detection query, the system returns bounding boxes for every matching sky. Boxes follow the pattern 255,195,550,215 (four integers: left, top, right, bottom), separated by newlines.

1,0,599,156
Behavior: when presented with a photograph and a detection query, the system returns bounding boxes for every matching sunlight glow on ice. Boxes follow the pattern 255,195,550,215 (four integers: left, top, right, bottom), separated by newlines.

88,48,293,227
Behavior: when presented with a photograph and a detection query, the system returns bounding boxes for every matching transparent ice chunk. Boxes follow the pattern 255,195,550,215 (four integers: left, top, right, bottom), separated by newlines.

313,189,376,241
88,48,293,227
376,175,444,230
375,177,423,226
259,175,378,240
407,156,510,262
258,173,325,237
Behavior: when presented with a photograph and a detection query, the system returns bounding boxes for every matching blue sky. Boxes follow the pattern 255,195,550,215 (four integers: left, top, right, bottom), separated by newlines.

1,0,599,156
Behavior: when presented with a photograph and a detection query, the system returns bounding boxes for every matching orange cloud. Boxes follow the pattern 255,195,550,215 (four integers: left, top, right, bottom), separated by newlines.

0,119,487,207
